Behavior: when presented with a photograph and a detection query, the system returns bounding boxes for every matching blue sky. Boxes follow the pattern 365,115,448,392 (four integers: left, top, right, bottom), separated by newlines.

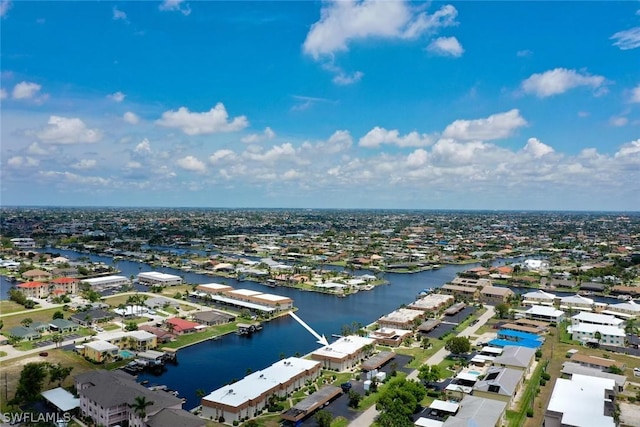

1,0,639,210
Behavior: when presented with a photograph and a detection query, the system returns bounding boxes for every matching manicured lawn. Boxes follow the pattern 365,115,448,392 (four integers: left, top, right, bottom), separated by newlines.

0,300,35,315
0,306,65,330
162,323,238,349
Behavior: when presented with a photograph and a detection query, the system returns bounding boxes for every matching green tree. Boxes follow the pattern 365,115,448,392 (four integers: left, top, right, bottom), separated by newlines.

51,333,64,348
20,318,33,327
594,331,602,346
52,311,64,320
445,336,471,354
418,364,441,384
348,390,362,408
495,303,510,319
48,363,73,386
314,409,332,427
12,362,49,404
125,321,138,332
0,319,4,330
129,395,154,421
625,318,638,335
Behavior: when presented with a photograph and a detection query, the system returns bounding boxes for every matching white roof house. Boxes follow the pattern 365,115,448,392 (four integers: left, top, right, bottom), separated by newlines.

522,290,557,305
312,336,375,360
82,275,130,288
137,271,183,286
545,374,615,427
524,305,565,323
84,340,119,352
559,294,594,309
202,357,321,409
571,312,625,328
603,300,640,318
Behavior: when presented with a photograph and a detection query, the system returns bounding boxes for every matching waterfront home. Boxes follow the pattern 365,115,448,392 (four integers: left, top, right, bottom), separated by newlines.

559,294,595,312
545,374,616,427
200,357,322,423
22,269,51,281
491,346,536,374
441,395,506,427
440,284,478,301
368,327,413,347
523,305,565,324
377,308,424,329
137,271,183,287
472,366,524,405
479,286,514,305
75,370,185,427
408,293,454,313
610,285,640,297
166,317,200,334
191,310,236,326
310,335,375,371
145,296,179,309
138,325,175,343
49,277,79,295
489,330,543,349
601,300,640,319
195,282,234,295
521,290,557,306
451,277,492,288
147,408,206,427
82,340,119,363
16,281,48,299
82,275,130,290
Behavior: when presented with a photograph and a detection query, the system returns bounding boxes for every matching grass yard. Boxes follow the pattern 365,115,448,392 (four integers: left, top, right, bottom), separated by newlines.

0,306,66,330
162,323,238,349
0,300,38,315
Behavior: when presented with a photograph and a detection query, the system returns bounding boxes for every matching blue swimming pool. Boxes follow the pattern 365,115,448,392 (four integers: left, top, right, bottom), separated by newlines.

119,350,135,359
468,370,481,375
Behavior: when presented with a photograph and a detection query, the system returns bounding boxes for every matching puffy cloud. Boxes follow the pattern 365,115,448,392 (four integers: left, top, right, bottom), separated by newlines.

241,127,276,144
243,143,298,163
112,6,127,21
71,159,97,170
522,137,554,158
107,91,125,102
134,138,152,154
359,126,434,148
126,161,142,169
431,139,488,164
303,1,457,59
39,170,111,187
442,109,527,141
123,111,140,124
27,142,49,155
177,155,206,172
611,27,640,50
7,156,39,168
609,116,628,127
521,68,606,98
406,149,429,167
0,0,11,18
156,103,248,135
12,81,42,99
333,70,364,86
159,0,191,16
209,149,236,163
35,116,102,144
615,139,640,158
426,36,464,57
630,84,640,103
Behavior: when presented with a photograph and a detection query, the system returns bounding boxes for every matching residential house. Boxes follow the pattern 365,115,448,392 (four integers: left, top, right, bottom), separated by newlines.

8,326,41,341
521,290,557,307
569,353,625,372
49,277,79,295
75,370,185,427
16,281,48,299
377,308,424,329
137,271,183,287
561,362,626,392
491,346,536,375
368,327,413,347
473,366,524,405
22,269,51,281
166,318,200,334
192,310,236,326
440,284,478,301
479,286,514,305
49,318,80,333
545,374,616,427
82,340,119,363
70,309,113,326
310,336,375,371
441,395,507,427
523,305,565,324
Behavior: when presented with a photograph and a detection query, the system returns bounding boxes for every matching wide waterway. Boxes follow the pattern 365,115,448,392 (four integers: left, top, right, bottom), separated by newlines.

1,248,622,410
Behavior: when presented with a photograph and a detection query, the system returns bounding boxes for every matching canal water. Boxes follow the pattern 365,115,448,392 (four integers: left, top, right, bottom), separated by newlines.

0,249,621,409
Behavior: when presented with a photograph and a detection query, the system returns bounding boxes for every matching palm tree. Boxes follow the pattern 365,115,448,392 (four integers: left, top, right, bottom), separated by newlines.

52,333,63,348
129,395,154,424
624,318,638,335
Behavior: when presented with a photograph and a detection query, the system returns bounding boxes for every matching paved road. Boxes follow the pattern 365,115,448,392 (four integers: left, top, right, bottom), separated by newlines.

348,305,495,427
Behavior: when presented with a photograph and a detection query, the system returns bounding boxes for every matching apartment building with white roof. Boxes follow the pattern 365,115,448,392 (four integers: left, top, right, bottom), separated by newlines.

310,335,376,371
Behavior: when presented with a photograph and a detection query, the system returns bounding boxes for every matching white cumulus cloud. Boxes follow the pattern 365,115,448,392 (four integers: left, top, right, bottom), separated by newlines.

123,111,140,124
71,159,97,170
107,91,125,102
523,137,554,158
359,127,434,148
112,6,127,21
241,127,276,144
521,68,606,98
406,149,429,167
209,149,236,163
156,103,248,135
7,156,39,168
442,109,527,141
426,36,464,57
303,1,457,59
35,116,102,144
12,81,42,99
611,27,640,50
135,138,152,154
177,155,206,172
159,0,191,16
615,139,640,158
333,70,364,86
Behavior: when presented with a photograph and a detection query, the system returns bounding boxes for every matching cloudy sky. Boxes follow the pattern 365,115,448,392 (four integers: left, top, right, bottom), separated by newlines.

1,1,639,210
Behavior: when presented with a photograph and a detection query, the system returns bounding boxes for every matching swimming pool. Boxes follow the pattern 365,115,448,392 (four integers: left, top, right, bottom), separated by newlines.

468,370,481,376
119,350,136,359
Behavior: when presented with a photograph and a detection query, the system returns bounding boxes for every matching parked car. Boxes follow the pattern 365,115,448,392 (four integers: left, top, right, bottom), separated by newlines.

341,382,352,393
